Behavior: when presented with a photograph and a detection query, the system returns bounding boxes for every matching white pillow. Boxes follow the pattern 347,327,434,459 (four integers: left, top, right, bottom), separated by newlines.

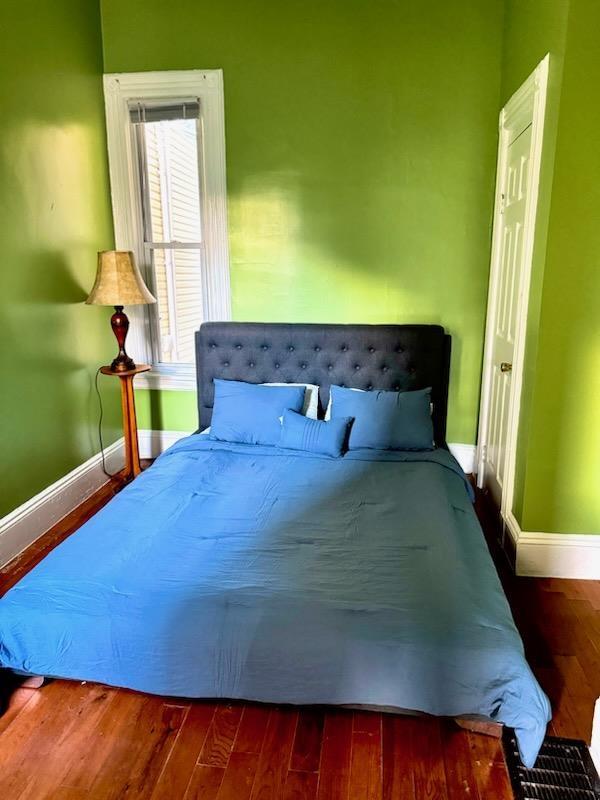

324,386,362,420
263,383,319,419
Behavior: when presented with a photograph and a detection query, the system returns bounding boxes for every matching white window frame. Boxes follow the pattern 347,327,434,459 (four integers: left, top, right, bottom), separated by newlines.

103,70,231,390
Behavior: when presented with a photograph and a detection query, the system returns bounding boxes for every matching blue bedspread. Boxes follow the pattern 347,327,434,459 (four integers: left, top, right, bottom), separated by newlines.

0,435,550,766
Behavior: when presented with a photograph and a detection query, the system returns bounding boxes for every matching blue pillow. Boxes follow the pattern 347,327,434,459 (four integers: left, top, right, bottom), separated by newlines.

329,385,434,451
278,409,353,457
210,379,305,446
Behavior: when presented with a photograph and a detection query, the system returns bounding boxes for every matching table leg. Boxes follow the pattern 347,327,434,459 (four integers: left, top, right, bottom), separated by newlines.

120,375,142,479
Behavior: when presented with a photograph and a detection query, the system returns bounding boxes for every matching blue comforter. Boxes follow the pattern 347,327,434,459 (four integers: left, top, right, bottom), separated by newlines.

0,435,550,766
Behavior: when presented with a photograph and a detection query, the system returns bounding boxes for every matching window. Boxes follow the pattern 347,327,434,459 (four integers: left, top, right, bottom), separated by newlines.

103,71,230,389
133,102,203,364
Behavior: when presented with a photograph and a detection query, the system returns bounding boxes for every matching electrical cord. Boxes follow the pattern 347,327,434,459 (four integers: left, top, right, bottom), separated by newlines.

94,367,119,479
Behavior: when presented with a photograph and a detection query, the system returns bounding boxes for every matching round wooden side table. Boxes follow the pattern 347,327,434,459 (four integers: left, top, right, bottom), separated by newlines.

100,364,150,481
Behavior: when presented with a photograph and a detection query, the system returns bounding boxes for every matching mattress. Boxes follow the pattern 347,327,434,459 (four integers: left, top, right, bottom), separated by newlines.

0,435,550,766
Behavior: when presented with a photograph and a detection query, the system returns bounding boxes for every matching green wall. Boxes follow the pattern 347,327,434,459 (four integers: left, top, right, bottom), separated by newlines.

500,0,570,524
516,0,600,533
501,0,569,101
101,0,505,443
502,0,600,533
0,0,121,517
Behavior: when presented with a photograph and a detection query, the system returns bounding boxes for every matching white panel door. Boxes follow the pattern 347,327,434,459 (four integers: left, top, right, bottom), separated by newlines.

484,125,531,508
477,55,548,523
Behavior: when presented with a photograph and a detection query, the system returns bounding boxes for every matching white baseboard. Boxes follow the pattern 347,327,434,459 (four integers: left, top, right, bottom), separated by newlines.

505,511,600,579
448,443,476,474
138,433,477,473
137,429,192,459
0,430,191,570
0,438,125,569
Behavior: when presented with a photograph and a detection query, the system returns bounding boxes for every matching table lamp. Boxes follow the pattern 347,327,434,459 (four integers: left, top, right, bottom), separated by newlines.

86,250,156,372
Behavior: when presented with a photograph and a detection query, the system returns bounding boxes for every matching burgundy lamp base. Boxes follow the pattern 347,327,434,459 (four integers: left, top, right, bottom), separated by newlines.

110,305,136,373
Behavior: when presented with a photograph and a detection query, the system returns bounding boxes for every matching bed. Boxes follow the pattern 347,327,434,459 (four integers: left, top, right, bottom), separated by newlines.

0,322,550,767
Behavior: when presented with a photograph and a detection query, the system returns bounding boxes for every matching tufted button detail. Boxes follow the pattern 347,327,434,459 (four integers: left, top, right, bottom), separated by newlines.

395,385,400,390
354,364,360,371
368,346,375,353
223,361,230,367
341,345,348,352
367,383,373,390
288,345,295,352
236,343,243,350
248,361,255,368
382,365,389,372
210,343,217,349
327,364,333,371
261,344,269,351
314,345,321,352
396,346,404,354
274,363,280,369
340,383,346,387
300,362,307,369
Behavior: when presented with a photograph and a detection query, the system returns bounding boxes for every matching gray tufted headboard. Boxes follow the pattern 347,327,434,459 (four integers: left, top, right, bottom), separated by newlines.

195,322,451,445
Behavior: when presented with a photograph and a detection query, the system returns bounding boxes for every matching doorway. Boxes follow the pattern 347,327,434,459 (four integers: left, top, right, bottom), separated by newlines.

477,55,549,524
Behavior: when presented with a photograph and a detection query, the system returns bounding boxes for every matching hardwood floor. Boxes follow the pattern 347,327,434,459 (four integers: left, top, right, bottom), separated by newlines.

0,476,598,799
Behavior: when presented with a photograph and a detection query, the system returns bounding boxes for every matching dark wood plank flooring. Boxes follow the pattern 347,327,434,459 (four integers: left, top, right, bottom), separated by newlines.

0,473,598,799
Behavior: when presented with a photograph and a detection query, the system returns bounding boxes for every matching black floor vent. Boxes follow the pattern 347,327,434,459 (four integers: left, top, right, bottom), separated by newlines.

503,730,600,800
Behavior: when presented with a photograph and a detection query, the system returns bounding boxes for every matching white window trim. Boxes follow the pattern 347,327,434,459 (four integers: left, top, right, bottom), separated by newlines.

103,69,231,391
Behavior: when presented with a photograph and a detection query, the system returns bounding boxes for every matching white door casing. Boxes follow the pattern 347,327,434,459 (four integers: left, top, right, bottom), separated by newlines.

477,55,549,520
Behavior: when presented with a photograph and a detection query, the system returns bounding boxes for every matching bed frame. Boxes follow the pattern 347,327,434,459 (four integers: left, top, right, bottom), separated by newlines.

194,321,501,738
195,322,451,444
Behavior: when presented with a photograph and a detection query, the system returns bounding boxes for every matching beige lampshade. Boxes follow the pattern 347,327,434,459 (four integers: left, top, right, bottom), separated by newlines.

86,250,156,306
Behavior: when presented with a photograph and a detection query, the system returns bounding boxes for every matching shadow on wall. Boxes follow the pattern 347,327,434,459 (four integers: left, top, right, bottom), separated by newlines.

22,251,89,305
221,1,499,331
218,14,499,444
0,250,120,517
149,389,164,432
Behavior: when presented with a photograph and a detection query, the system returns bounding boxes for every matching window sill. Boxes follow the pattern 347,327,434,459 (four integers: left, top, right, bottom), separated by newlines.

135,364,197,392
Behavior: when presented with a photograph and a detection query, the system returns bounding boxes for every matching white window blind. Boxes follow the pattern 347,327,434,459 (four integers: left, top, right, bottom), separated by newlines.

131,100,204,364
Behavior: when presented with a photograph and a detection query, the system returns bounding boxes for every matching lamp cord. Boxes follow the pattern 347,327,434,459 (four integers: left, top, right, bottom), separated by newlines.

94,367,119,479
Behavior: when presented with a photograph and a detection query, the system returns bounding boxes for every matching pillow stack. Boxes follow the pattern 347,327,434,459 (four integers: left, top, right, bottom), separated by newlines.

209,378,434,455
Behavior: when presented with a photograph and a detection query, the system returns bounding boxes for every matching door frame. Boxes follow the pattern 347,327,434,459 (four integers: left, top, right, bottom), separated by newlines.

476,54,549,521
